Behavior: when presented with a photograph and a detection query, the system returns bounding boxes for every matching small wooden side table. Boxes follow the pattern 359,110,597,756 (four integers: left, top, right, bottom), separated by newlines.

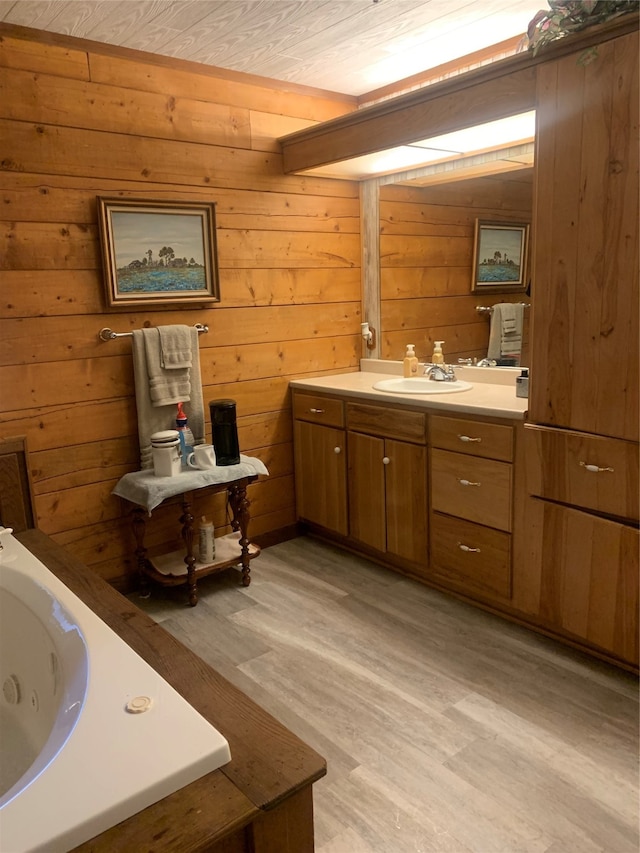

113,464,266,606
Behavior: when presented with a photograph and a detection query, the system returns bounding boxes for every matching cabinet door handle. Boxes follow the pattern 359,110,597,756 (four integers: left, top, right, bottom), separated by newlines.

458,478,481,487
382,456,390,465
457,434,481,443
334,446,342,454
458,543,481,553
579,461,614,473
309,407,325,414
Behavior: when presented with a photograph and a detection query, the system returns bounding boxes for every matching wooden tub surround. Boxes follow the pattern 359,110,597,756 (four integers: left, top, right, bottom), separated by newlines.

14,528,326,852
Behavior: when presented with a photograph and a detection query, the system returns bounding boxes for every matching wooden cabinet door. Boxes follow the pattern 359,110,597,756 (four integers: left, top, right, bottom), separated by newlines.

347,431,386,552
530,30,639,441
384,439,428,566
293,420,347,535
537,502,639,666
348,433,428,565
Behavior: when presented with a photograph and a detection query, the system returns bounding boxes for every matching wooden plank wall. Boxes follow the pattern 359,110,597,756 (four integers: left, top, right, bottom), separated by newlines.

379,172,533,364
0,27,361,590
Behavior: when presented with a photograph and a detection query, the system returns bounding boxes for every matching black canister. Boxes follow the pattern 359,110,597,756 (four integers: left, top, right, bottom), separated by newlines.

209,399,240,465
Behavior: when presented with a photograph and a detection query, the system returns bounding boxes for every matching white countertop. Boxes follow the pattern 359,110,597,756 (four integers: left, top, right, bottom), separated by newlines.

290,361,529,420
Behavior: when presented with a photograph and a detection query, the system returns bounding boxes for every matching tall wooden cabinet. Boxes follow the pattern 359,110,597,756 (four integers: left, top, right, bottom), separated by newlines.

523,28,639,667
530,29,638,438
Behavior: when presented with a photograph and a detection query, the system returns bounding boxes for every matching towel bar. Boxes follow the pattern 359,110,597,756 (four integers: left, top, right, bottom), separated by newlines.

98,323,208,342
476,304,530,316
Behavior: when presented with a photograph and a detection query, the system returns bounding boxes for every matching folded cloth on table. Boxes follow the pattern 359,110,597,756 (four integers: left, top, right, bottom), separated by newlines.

112,456,269,513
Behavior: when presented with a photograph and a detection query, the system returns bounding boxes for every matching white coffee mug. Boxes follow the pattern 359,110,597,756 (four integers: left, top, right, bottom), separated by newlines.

187,444,216,470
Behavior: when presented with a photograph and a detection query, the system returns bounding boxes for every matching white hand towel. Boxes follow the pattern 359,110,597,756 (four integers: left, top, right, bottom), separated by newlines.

158,324,193,369
500,302,517,333
144,328,191,406
487,303,524,361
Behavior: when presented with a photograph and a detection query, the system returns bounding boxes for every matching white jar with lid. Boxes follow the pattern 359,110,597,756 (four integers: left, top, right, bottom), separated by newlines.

150,430,182,477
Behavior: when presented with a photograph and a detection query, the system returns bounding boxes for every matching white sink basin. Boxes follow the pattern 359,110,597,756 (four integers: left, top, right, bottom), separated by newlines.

372,377,472,395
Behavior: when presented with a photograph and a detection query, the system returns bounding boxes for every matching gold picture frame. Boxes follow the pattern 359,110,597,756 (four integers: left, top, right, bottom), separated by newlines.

97,198,220,308
471,220,530,293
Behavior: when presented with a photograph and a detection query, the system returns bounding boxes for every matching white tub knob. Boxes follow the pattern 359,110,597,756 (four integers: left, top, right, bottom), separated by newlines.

126,695,153,714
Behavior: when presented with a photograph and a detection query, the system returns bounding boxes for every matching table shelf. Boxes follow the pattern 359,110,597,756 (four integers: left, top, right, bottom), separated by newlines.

147,531,261,583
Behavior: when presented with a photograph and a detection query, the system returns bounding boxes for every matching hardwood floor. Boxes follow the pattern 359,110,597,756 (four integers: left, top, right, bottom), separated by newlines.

131,536,639,853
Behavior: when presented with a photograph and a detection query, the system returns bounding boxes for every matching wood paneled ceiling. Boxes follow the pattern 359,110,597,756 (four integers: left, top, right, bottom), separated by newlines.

0,0,545,98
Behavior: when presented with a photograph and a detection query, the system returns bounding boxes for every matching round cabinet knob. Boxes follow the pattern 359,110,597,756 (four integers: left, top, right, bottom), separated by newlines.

382,456,390,465
334,446,341,454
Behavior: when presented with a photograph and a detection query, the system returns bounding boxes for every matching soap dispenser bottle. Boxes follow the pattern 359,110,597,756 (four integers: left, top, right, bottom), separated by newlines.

432,341,445,365
403,344,419,377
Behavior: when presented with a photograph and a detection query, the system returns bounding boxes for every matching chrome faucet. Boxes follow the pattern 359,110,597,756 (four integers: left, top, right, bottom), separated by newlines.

424,363,457,382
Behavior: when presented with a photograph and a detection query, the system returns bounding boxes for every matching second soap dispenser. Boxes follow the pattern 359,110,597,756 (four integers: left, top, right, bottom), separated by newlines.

432,341,445,365
403,344,419,377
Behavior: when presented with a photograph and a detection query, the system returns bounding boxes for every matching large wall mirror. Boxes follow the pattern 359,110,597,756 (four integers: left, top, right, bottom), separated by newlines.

362,129,535,368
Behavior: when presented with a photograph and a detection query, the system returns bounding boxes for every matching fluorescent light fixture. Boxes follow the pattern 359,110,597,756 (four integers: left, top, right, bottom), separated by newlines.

304,111,536,180
412,111,536,153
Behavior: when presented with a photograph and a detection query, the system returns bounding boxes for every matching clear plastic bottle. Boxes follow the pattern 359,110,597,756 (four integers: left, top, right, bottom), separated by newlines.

176,402,195,469
403,344,419,377
198,516,215,563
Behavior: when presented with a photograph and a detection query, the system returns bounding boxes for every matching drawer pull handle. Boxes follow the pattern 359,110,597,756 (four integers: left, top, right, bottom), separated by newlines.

382,456,390,465
458,434,481,443
334,446,342,455
459,479,481,487
458,543,481,553
579,461,614,473
309,408,325,414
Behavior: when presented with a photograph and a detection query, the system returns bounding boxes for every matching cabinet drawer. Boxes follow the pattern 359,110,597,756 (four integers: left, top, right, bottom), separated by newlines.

430,513,511,599
525,425,639,522
347,403,426,444
293,392,344,428
430,415,513,461
431,449,512,531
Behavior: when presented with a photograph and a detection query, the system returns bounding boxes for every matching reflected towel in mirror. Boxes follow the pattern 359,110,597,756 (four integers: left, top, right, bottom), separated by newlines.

487,303,523,363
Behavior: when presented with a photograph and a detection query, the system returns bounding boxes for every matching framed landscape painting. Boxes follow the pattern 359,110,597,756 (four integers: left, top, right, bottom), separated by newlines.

97,198,220,308
471,220,530,293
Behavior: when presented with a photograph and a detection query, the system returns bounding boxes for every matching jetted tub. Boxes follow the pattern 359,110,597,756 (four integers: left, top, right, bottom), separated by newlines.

0,526,231,853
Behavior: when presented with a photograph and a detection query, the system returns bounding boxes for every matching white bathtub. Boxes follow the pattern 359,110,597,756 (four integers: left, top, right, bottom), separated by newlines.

0,527,231,853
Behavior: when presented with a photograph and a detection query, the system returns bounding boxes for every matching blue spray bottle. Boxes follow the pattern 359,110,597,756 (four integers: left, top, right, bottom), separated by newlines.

176,402,195,469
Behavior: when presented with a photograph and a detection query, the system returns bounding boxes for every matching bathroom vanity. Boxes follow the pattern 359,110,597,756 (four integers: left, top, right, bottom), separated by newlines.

291,365,639,671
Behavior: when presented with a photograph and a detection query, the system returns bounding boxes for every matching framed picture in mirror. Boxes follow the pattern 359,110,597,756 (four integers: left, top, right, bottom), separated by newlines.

97,198,220,308
471,220,530,293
